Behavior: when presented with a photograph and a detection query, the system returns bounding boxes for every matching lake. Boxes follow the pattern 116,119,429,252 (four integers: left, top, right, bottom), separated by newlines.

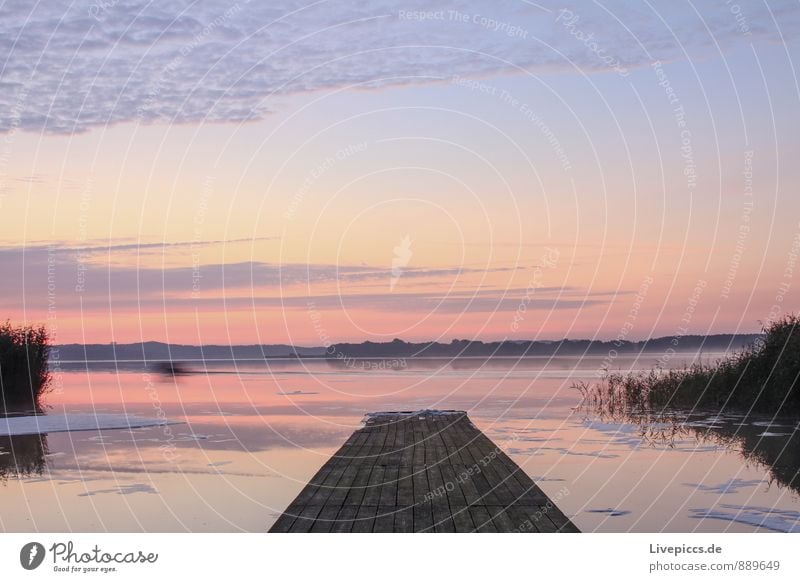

1,353,798,532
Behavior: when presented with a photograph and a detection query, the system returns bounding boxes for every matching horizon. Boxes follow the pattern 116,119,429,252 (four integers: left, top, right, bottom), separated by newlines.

52,330,763,349
1,1,798,346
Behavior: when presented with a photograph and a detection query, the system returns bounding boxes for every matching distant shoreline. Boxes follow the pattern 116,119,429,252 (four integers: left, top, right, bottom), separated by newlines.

50,333,760,363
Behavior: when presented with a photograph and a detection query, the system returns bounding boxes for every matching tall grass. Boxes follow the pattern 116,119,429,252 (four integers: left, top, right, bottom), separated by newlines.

0,322,51,411
574,314,800,415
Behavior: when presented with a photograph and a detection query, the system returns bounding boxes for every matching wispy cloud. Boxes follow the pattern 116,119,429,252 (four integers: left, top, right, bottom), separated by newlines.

14,174,47,184
1,0,796,134
110,291,607,313
0,242,608,314
0,237,278,255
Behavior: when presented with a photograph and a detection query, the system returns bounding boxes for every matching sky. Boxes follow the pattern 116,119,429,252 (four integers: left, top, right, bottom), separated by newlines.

1,0,799,345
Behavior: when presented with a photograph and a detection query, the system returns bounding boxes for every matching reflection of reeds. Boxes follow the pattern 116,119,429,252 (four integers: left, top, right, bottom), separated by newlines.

576,399,800,497
0,321,51,411
575,398,693,448
574,314,800,415
0,433,49,481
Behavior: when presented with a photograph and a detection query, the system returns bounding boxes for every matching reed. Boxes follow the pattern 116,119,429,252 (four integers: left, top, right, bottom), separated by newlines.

574,314,800,415
0,321,52,411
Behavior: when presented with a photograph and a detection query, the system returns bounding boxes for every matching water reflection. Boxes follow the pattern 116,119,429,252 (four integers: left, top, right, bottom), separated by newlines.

3,356,797,532
0,433,49,481
579,405,800,496
695,415,800,495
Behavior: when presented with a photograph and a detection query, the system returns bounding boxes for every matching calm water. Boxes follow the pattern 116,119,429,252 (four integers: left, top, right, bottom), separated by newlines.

2,354,799,532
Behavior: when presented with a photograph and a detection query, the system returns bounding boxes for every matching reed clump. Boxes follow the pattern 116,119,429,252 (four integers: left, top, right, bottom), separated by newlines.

574,314,800,415
0,321,51,411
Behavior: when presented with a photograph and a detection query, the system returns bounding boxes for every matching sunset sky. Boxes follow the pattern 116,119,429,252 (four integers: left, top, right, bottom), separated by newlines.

1,1,799,345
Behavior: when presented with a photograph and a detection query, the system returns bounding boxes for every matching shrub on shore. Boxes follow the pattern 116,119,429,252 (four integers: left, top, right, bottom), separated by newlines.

574,314,800,415
0,322,51,411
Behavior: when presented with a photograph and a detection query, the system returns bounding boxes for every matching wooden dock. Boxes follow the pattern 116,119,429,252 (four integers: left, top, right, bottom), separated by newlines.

270,410,579,533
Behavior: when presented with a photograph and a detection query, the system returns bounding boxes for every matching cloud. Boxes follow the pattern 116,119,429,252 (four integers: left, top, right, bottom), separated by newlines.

0,237,278,255
14,174,47,184
1,0,796,134
0,241,518,295
0,242,610,314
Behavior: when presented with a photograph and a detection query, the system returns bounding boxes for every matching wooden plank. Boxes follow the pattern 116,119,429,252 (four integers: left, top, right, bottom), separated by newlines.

439,464,474,532
449,463,482,507
520,505,559,533
399,420,414,467
450,505,475,532
413,500,434,533
289,457,337,507
544,505,581,533
282,423,375,533
412,423,426,467
388,416,405,465
288,504,323,533
449,420,503,506
469,428,576,531
468,506,498,533
362,465,385,507
343,466,372,507
487,447,552,505
504,504,540,533
486,505,517,532
439,464,468,506
439,416,472,465
470,425,550,511
374,506,395,533
554,517,581,533
383,416,399,464
306,429,369,507
468,429,542,507
325,462,360,507
330,505,358,533
269,410,579,533
396,465,415,506
268,511,297,533
380,464,399,507
310,504,341,533
427,462,455,532
393,506,413,533
352,504,378,533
